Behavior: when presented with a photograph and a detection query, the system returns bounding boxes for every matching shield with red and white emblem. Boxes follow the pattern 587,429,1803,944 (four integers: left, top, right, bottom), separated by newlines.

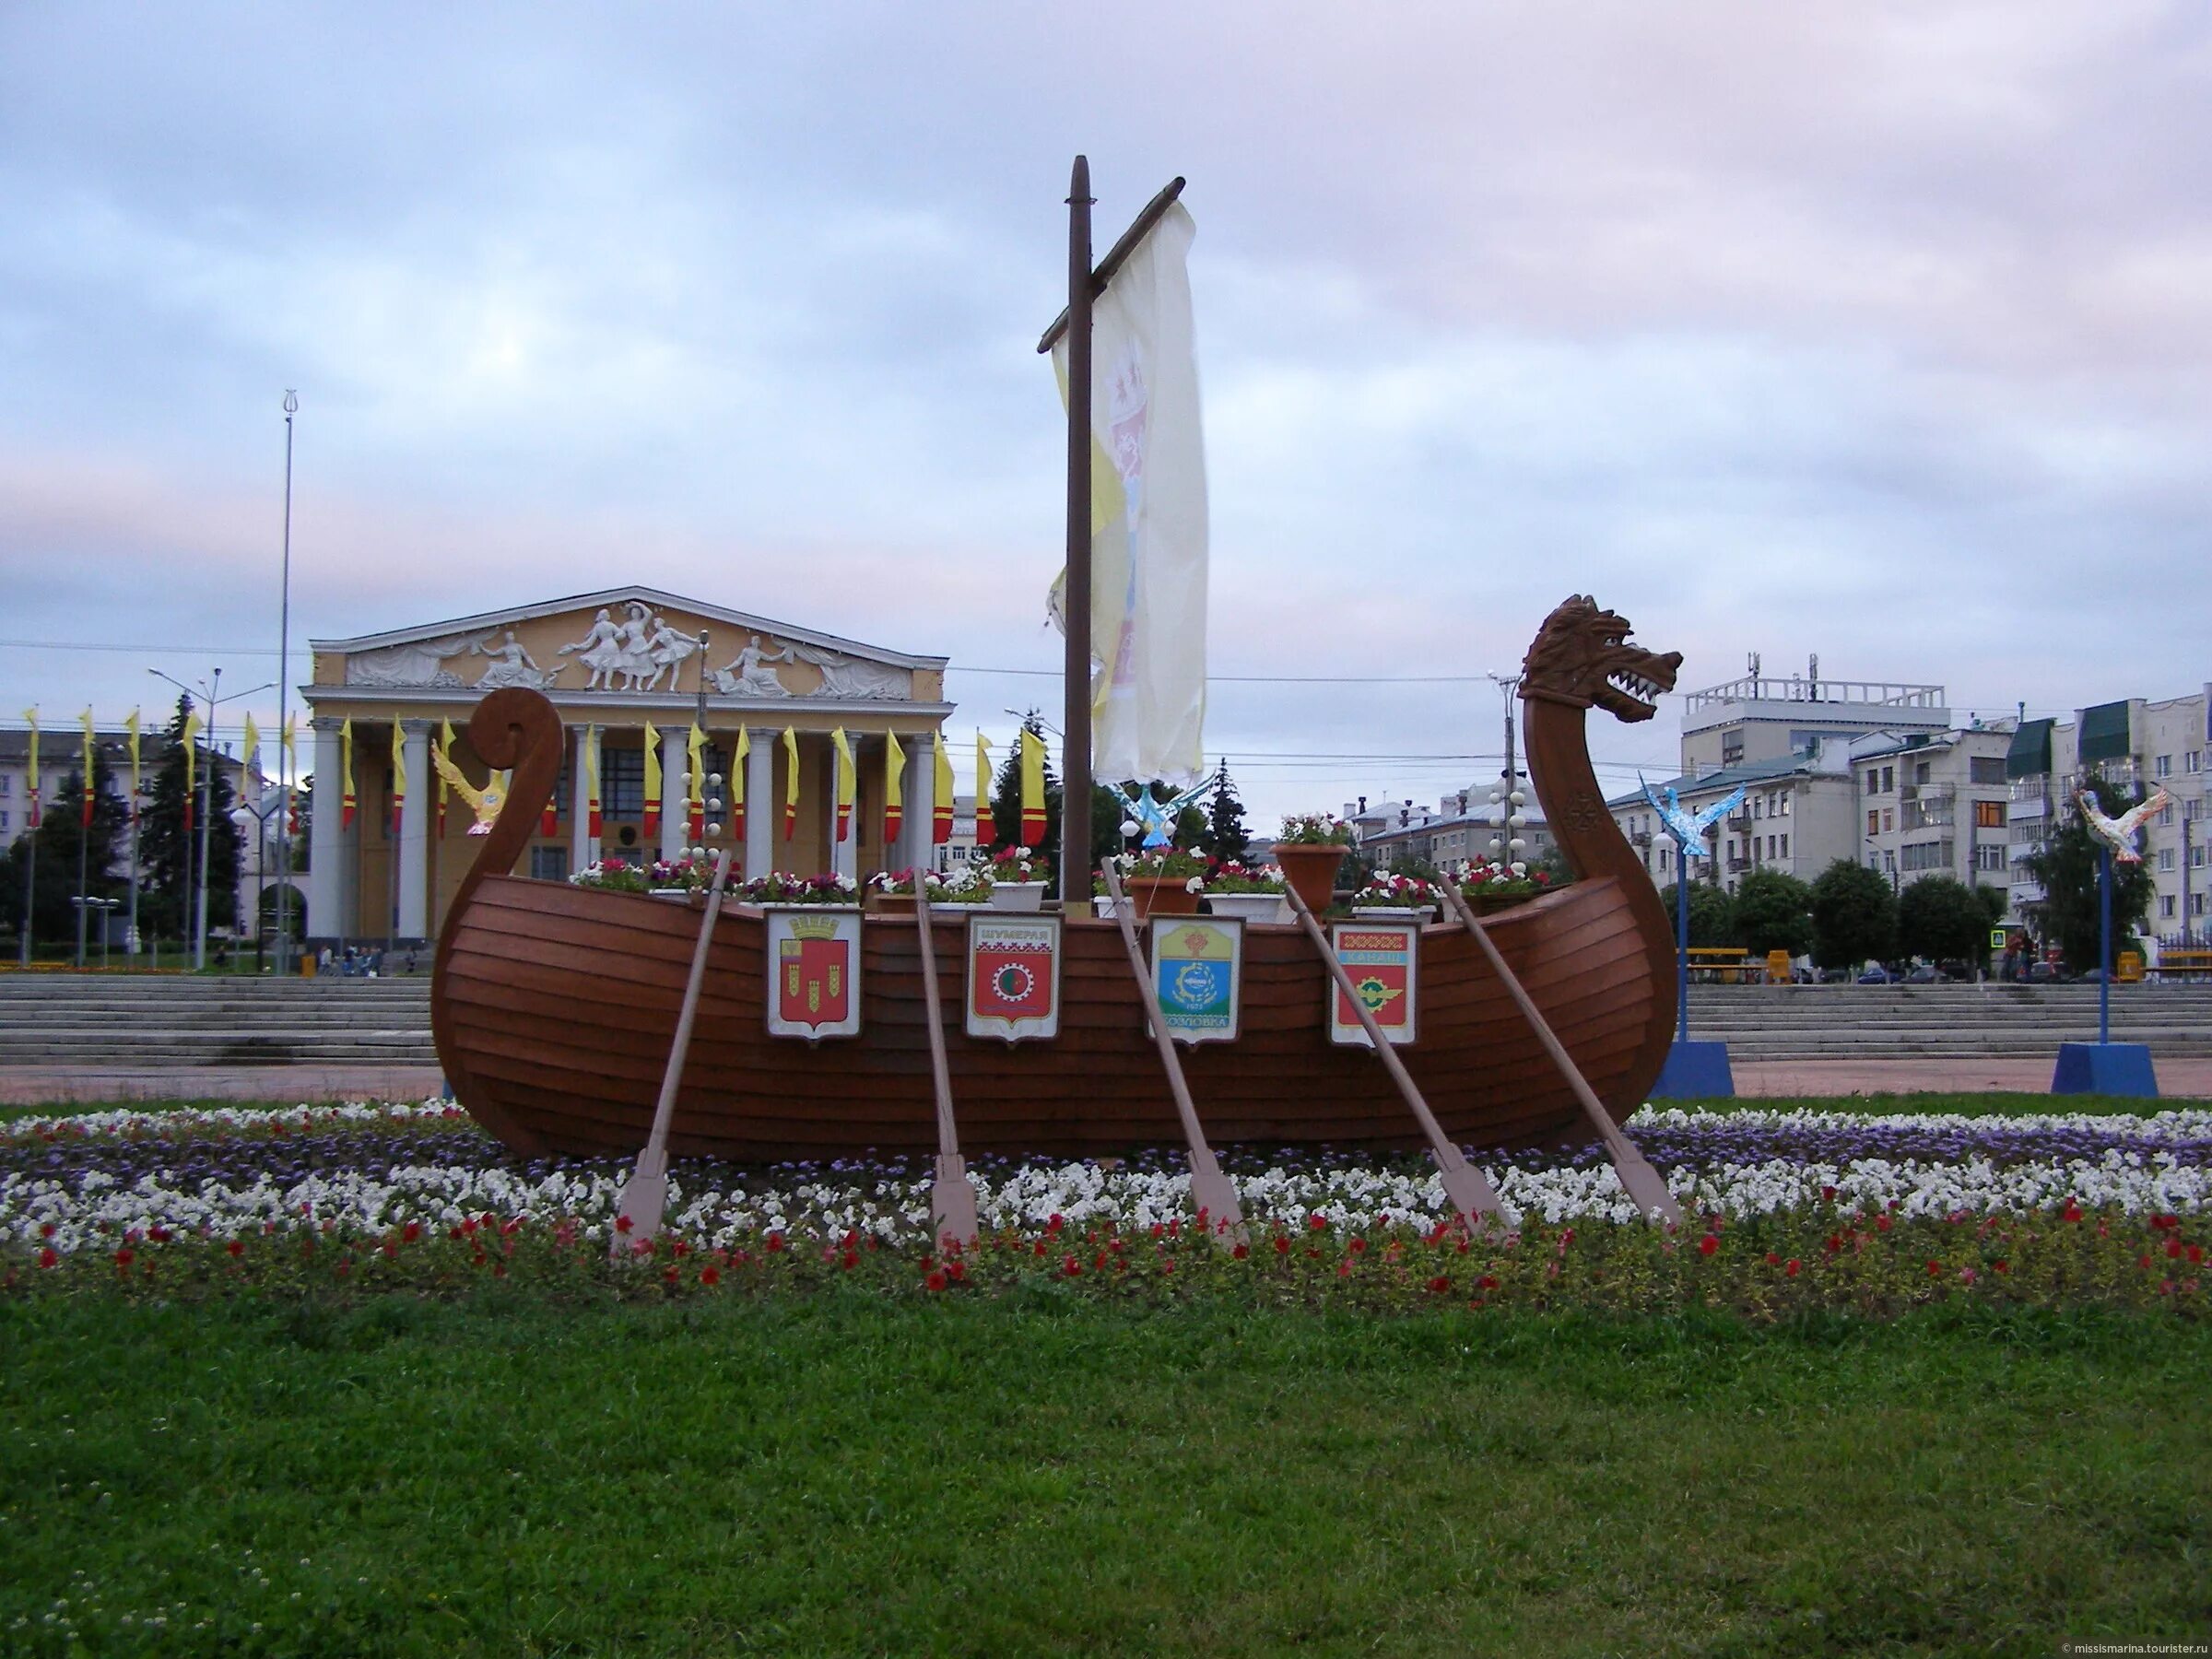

966,914,1060,1042
764,907,864,1040
1327,921,1418,1048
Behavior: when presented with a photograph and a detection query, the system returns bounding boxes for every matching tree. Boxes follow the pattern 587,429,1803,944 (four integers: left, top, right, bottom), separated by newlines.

1809,859,1897,970
138,696,244,939
1200,762,1251,864
2020,779,2157,972
0,746,133,947
1897,875,2000,968
1659,877,1737,947
1731,869,1815,959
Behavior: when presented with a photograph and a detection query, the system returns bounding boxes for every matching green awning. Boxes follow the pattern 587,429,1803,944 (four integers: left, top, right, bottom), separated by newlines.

2005,718,2053,780
2077,700,2132,764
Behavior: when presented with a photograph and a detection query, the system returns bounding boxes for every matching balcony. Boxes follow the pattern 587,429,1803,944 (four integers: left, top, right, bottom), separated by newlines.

1726,814,1751,833
1726,856,1751,874
2009,781,2050,806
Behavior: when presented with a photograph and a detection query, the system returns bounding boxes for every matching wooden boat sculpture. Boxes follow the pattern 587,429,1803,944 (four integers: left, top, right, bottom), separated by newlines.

432,595,1684,1161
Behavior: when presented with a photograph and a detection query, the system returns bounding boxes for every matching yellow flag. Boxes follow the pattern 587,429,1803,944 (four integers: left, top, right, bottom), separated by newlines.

1018,727,1046,849
830,728,855,843
182,706,203,828
642,721,662,838
390,720,407,834
282,713,297,782
883,731,905,846
974,733,991,844
437,717,456,833
242,713,261,776
584,724,602,836
21,708,38,830
731,726,749,839
781,727,799,841
125,709,141,823
932,731,954,845
340,717,356,830
79,709,95,830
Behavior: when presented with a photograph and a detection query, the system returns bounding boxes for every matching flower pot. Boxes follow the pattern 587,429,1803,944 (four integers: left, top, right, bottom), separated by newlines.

864,891,920,916
1125,877,1202,919
1206,891,1288,925
1350,905,1430,923
1092,896,1132,922
990,881,1047,912
1468,888,1536,916
1276,842,1347,914
647,887,696,904
930,901,990,917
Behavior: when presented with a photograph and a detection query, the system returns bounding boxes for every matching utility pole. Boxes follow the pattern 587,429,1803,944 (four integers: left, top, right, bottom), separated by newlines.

275,390,298,973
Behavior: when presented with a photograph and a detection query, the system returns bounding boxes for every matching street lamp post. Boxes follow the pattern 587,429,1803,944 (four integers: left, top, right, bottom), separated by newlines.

230,797,284,973
148,667,274,971
275,390,299,974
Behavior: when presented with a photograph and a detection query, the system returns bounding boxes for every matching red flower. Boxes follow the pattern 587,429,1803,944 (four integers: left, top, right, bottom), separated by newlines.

147,1227,171,1243
663,1265,680,1285
113,1247,135,1266
1765,1252,1781,1266
1927,1261,1942,1277
1784,1259,1800,1277
2151,1214,2179,1230
1427,1275,1451,1294
2189,1245,2206,1265
765,1232,786,1253
1876,1215,1892,1232
1477,1275,1500,1290
614,1215,633,1234
841,1251,858,1271
700,1266,721,1287
1062,1255,1083,1277
1231,1242,1249,1260
2139,1254,2154,1271
226,1239,244,1258
38,1222,55,1239
1993,1260,2009,1274
401,1221,422,1243
947,1260,966,1282
1698,1235,1719,1256
38,1249,57,1269
1273,1236,1290,1255
924,1270,948,1292
1820,1185,1837,1203
1308,1214,1328,1231
1348,1237,1367,1254
2062,1203,2083,1223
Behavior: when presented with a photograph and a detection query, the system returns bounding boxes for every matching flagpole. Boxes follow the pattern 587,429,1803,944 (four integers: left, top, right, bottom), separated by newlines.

275,390,298,974
1058,156,1094,910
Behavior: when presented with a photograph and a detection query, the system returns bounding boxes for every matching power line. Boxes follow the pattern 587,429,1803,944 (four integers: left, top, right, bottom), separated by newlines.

948,664,1532,686
0,639,279,657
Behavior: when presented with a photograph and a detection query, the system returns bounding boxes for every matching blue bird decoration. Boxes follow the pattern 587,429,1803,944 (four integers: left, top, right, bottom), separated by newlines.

1639,777,1746,860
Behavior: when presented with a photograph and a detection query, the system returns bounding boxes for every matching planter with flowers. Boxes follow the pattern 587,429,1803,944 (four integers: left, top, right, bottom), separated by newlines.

1204,859,1288,925
1348,873,1440,922
865,865,994,916
984,848,1051,912
1452,858,1555,915
738,872,861,909
1115,848,1208,919
1274,814,1354,914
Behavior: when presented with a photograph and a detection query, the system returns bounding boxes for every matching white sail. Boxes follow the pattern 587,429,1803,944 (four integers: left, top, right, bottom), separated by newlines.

1050,201,1208,786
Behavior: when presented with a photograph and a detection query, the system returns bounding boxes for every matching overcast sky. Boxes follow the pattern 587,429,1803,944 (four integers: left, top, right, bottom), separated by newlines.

4,2,2206,820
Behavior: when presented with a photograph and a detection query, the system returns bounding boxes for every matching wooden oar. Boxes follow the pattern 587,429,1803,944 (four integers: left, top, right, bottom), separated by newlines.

912,885,982,1249
1439,878,1682,1224
610,846,735,1255
1281,882,1502,1227
1100,863,1247,1244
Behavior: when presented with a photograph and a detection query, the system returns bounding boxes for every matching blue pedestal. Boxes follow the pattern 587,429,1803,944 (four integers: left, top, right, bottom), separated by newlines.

1650,1041,1735,1100
2052,1043,2159,1098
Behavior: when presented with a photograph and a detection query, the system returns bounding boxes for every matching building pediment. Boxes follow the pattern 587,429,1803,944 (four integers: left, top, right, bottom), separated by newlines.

310,587,945,703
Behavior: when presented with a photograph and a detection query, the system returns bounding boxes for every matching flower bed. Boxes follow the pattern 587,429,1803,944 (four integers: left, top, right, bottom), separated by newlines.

4,1102,2206,1312
738,872,860,906
571,856,714,893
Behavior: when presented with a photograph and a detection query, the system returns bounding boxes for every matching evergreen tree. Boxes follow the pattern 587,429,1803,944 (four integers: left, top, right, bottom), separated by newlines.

138,696,245,940
1200,761,1251,864
2020,778,2156,971
1809,859,1897,970
1,745,132,950
1659,877,1738,948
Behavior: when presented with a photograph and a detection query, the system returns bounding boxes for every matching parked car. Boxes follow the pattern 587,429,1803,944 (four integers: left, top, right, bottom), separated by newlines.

2024,960,2072,983
1903,964,1943,984
1855,967,1899,984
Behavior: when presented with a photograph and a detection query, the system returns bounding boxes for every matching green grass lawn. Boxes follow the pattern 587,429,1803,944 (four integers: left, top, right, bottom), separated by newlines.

3,1291,2206,1658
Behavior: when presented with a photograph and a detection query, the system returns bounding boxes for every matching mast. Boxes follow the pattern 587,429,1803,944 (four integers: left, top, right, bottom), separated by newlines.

1059,157,1094,909
1042,162,1188,909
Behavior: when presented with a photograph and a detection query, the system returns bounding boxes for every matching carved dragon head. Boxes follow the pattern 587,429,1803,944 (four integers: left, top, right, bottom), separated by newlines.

1519,595,1681,724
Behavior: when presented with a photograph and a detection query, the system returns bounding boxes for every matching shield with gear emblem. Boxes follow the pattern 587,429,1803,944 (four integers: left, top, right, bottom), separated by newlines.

1328,921,1418,1048
966,914,1061,1042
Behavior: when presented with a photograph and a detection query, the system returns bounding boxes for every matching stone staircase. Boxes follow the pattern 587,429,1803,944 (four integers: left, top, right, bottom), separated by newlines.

1679,982,2212,1060
0,974,438,1066
0,974,2206,1071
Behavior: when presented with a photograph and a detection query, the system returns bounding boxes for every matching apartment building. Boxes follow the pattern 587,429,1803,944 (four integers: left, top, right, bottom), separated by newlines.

1345,790,1554,871
1607,743,1860,896
1852,724,2017,912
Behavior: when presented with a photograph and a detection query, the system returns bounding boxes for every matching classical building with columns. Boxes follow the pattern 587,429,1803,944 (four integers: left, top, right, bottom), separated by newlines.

301,588,952,945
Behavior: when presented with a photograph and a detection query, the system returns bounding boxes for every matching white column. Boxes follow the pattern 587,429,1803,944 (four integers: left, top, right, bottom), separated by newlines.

659,727,687,863
309,717,347,942
745,726,774,878
397,721,432,939
899,735,931,874
570,724,598,876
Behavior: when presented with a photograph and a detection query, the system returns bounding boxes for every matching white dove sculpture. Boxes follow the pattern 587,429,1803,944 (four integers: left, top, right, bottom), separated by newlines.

2077,784,2171,864
1641,778,1747,859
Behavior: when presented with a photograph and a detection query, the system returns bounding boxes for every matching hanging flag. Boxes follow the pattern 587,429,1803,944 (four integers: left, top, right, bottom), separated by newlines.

974,734,991,845
584,725,603,838
21,709,39,831
181,707,202,833
641,722,662,840
830,729,855,843
730,727,748,842
389,721,406,837
241,712,261,778
339,718,356,831
932,731,955,845
883,731,905,846
281,715,298,835
125,709,141,829
79,709,96,828
1048,200,1209,786
687,724,706,843
436,718,455,835
781,727,799,841
1018,727,1046,849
